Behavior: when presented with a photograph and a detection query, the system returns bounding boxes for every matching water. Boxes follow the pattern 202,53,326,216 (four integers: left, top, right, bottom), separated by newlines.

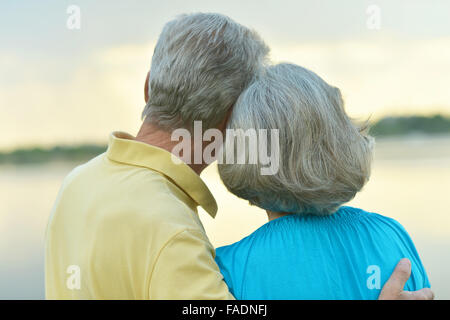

1,135,449,299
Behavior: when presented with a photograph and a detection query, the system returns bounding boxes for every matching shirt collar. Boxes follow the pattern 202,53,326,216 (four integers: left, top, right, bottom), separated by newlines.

106,131,218,218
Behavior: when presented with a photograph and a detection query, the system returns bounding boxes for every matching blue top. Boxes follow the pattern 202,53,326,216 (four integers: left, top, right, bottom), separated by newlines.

215,206,430,300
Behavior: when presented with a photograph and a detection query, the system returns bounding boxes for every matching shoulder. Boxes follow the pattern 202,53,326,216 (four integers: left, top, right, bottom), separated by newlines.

341,206,411,236
341,207,424,268
216,224,265,262
342,206,431,289
100,186,203,243
62,154,204,236
163,229,214,253
216,214,302,262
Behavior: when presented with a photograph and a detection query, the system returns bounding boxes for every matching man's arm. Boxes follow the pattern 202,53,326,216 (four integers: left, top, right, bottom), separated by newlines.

148,229,235,300
378,258,434,300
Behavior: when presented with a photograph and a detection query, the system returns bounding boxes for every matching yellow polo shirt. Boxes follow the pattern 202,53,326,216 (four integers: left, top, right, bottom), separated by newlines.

45,132,234,299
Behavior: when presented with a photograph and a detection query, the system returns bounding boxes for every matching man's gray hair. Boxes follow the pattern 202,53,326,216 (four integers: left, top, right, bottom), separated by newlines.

218,63,375,215
142,13,269,130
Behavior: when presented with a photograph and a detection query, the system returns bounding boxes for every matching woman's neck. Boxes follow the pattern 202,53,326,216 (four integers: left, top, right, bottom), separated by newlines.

266,210,292,221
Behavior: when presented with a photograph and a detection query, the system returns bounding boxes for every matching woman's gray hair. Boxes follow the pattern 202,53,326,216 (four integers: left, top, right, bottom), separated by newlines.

218,63,375,215
142,13,269,131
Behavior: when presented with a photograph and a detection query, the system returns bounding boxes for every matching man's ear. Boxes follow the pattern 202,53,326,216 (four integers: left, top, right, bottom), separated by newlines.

144,71,150,103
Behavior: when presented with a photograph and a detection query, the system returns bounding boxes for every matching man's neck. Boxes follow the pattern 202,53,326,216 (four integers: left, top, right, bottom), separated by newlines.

135,121,207,175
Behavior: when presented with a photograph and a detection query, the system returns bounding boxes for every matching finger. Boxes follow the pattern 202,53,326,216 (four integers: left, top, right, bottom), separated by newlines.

379,258,411,299
400,288,435,300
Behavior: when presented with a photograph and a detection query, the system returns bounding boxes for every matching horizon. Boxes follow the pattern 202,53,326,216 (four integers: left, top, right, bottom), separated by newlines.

1,113,450,156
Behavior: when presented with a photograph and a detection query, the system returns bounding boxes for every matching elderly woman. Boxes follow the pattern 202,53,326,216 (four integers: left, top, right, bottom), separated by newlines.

215,63,430,299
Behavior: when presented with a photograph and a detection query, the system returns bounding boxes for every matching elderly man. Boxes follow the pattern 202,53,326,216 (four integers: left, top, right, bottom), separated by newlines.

45,13,433,300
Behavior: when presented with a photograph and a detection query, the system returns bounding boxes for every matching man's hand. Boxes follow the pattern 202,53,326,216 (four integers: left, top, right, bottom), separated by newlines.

378,258,434,300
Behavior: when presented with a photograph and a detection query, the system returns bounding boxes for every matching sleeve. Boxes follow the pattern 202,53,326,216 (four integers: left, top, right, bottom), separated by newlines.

215,244,246,299
380,215,431,289
148,229,235,300
214,246,236,295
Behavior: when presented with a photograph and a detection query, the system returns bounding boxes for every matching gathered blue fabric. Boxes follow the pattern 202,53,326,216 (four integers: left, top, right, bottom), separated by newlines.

215,206,430,300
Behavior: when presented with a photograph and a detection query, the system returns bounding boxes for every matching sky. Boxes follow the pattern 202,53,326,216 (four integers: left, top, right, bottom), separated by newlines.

1,0,450,149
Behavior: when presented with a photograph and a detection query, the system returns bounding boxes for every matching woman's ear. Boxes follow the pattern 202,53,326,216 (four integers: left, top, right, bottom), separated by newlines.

144,71,150,103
